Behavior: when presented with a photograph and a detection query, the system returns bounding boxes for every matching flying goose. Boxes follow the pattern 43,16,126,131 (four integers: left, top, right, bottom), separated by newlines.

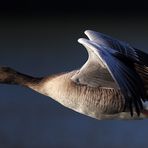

0,30,148,120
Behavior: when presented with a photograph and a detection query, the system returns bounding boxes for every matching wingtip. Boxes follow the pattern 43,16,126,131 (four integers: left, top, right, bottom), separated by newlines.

84,30,99,41
77,38,88,44
84,30,94,36
78,37,100,48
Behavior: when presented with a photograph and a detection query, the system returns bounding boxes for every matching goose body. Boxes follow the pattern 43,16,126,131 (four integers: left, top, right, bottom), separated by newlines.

0,30,148,120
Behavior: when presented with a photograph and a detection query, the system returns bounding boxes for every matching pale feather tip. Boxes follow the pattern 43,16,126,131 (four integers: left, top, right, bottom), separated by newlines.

78,38,88,44
84,30,94,37
84,30,93,35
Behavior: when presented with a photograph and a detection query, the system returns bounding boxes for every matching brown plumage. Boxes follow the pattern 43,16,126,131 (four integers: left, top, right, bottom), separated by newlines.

0,30,148,120
134,63,148,97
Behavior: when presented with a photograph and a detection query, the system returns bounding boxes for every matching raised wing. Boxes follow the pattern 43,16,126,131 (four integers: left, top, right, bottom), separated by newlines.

71,39,117,88
85,30,148,66
72,37,146,116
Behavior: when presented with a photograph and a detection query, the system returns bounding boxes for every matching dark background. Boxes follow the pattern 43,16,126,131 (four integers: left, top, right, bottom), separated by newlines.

0,1,148,148
0,0,148,17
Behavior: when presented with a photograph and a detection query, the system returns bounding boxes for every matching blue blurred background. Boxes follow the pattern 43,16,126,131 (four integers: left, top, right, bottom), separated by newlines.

0,1,148,148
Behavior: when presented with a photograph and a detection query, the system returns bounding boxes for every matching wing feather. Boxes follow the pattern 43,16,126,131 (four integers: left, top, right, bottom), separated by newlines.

85,30,148,66
73,38,146,116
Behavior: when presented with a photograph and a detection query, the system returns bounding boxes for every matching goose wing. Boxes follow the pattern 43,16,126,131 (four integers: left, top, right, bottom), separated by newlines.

71,37,146,116
84,30,148,66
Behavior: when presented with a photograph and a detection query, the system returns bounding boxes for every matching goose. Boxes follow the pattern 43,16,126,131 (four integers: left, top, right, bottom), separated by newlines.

0,30,148,120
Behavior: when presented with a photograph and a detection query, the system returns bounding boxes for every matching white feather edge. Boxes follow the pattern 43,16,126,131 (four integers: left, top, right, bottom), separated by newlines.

78,38,107,68
77,38,120,89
